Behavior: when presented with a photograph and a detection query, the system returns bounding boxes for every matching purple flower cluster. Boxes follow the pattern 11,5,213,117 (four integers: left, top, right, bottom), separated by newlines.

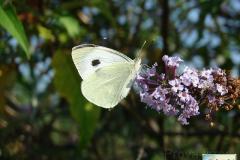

135,55,228,125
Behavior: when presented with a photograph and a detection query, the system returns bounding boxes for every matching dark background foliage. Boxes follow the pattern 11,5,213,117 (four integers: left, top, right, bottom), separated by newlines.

0,0,239,159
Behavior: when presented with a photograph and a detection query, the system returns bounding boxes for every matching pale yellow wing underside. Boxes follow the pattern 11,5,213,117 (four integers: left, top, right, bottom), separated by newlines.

81,62,136,108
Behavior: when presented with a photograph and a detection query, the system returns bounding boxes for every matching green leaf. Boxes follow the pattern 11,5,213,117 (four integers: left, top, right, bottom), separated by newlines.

52,51,100,148
37,25,55,41
58,16,81,38
0,2,30,58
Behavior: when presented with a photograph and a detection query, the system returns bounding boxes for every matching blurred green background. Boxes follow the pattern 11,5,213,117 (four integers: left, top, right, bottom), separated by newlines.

0,0,239,159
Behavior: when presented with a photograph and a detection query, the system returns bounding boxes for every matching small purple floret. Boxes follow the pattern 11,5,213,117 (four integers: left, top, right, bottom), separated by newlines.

162,55,183,67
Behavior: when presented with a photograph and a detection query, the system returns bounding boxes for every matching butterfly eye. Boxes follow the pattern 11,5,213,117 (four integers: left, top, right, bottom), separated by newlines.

92,59,101,66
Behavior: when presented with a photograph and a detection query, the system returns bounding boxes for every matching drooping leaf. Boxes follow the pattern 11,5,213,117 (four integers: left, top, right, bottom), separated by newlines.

52,51,100,148
0,2,30,58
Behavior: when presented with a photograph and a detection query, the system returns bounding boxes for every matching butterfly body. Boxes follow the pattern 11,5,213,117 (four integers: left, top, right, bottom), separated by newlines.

71,44,142,108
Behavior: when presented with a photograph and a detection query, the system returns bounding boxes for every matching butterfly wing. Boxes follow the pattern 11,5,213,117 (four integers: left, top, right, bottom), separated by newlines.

81,62,136,108
71,44,133,80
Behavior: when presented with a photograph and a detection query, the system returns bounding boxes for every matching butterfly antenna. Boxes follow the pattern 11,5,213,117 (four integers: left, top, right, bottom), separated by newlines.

137,41,147,60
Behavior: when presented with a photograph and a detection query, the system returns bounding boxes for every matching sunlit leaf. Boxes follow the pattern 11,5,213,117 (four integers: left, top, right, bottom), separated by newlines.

52,51,100,148
37,25,55,41
0,2,30,58
58,16,81,38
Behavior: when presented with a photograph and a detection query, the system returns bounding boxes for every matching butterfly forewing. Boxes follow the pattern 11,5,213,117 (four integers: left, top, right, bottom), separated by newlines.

72,44,133,80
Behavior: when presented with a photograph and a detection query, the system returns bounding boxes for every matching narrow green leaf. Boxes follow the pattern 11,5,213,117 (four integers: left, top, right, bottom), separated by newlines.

52,51,100,148
0,3,30,58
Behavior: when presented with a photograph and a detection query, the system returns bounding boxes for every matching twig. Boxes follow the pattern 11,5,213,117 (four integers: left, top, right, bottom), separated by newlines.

136,147,145,160
159,0,169,56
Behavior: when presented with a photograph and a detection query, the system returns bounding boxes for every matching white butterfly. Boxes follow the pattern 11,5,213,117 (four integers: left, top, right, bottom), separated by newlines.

71,44,144,109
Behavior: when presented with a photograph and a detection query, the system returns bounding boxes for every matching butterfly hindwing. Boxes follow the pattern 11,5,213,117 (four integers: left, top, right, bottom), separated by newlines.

81,62,135,108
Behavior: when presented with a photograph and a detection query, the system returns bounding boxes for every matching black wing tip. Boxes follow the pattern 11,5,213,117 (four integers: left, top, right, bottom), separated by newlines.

72,44,98,51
